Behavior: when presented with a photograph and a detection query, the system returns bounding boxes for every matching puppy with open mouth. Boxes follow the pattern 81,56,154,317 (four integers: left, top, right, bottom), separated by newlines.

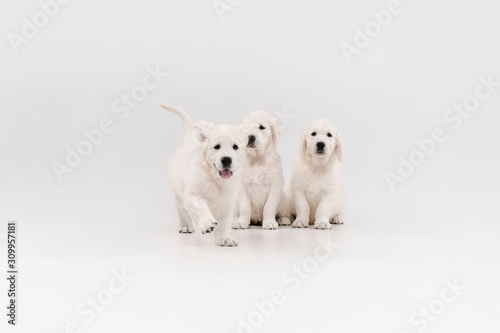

289,119,345,229
232,111,290,230
161,104,246,246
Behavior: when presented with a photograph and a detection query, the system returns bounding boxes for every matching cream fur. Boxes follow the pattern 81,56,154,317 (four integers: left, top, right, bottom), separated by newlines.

289,119,345,229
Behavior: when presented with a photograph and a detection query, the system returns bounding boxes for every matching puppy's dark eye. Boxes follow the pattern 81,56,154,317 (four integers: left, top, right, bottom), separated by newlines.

327,133,333,137
259,125,266,130
311,132,317,136
233,145,239,150
214,144,221,150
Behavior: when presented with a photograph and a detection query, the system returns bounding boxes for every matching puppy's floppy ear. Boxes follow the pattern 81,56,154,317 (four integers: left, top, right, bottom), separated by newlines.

300,132,308,160
335,131,343,162
193,120,215,142
270,116,282,148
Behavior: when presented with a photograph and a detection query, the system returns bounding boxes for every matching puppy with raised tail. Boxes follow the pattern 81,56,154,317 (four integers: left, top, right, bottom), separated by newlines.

161,104,246,246
232,111,290,230
289,119,344,229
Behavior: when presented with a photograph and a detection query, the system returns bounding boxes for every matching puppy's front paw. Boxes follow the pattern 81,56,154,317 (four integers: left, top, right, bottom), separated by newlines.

314,220,332,230
262,219,279,230
232,219,250,229
215,234,239,247
277,217,291,226
332,216,344,224
292,219,309,228
199,219,217,234
179,226,194,233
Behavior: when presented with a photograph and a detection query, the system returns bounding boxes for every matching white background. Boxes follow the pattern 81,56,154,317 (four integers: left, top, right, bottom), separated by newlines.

1,0,499,332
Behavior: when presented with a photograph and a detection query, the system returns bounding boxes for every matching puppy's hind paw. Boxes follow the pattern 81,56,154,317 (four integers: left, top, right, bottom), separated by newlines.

292,219,309,228
215,234,239,247
262,219,279,230
314,220,332,230
332,216,344,224
277,217,291,226
179,226,194,233
232,219,250,229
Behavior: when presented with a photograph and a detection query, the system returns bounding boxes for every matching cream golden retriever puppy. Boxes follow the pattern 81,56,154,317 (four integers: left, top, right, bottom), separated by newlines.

232,111,290,230
289,119,344,229
161,104,246,246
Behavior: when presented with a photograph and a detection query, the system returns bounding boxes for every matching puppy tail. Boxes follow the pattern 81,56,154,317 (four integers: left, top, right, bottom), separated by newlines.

160,104,194,141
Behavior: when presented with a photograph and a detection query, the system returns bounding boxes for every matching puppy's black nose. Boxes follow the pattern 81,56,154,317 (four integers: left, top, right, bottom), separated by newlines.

248,135,256,144
221,157,232,168
316,142,325,150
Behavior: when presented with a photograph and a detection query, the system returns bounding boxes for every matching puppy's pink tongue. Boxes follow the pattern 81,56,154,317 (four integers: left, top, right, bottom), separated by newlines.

221,169,232,179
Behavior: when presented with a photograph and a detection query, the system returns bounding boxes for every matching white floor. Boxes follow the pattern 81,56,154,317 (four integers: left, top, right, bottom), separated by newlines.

4,218,499,333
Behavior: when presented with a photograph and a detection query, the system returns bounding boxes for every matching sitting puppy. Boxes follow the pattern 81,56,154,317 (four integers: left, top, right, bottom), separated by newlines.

289,119,344,229
161,104,246,246
232,111,290,230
